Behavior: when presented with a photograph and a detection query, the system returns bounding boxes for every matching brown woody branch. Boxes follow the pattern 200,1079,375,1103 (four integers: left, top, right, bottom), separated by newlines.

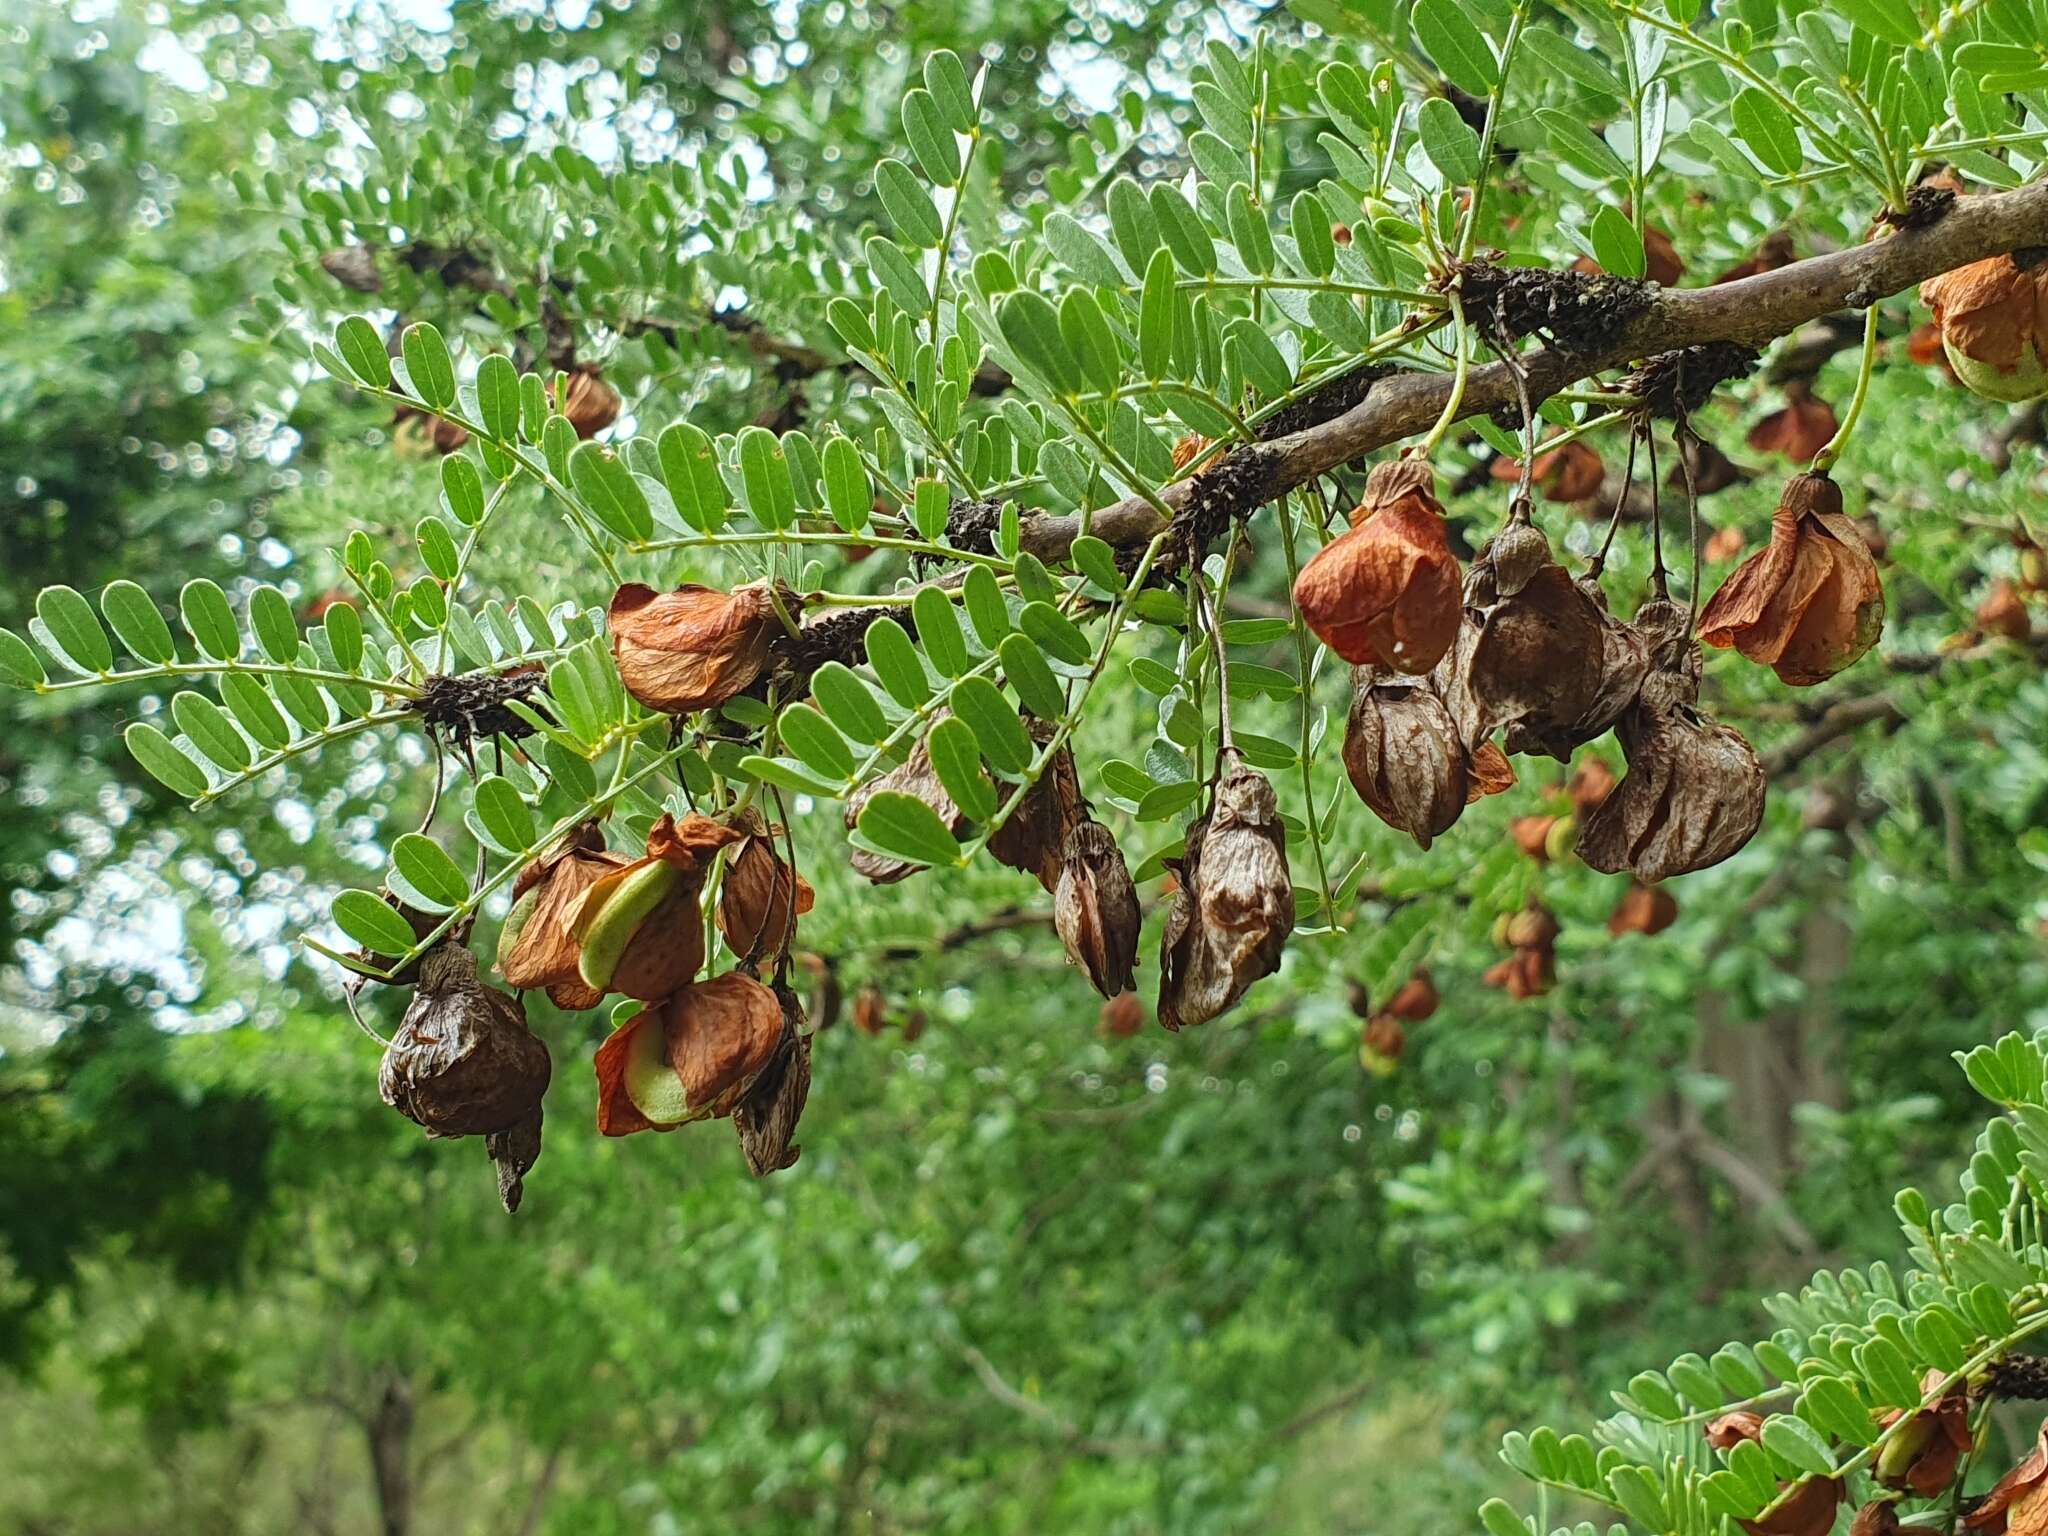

1017,179,2048,562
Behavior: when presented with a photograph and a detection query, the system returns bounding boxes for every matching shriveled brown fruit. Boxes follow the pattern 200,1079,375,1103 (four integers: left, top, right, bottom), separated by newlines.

1920,254,2048,401
1851,1502,1901,1536
1053,818,1143,998
1699,473,1885,685
1467,557,1611,754
1157,760,1293,1030
497,822,630,1009
716,812,815,961
1567,756,1617,816
1979,579,2033,641
609,580,786,715
1099,991,1147,1037
1705,525,1747,564
558,365,622,439
1343,667,1472,848
1490,440,1606,502
1875,1369,1972,1497
852,987,887,1035
1670,436,1750,496
568,813,743,1001
1746,382,1840,460
1468,741,1517,800
1714,230,1796,284
845,728,966,884
1293,459,1463,673
1482,945,1554,1000
486,1109,543,1214
379,944,552,1140
1907,320,1956,374
1359,1013,1406,1072
988,731,1082,890
1385,969,1439,1021
731,982,812,1176
1742,1478,1843,1536
1172,433,1214,471
1607,882,1678,936
1579,656,1767,882
1510,815,1556,861
1965,1422,2048,1535
593,972,785,1135
1705,1411,1764,1450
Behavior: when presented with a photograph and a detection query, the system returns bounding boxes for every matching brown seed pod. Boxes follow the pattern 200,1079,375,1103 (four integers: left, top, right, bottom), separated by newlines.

486,1109,543,1214
1920,254,2048,401
731,982,812,1176
1746,381,1840,460
1566,755,1617,816
1157,761,1293,1031
1741,1478,1843,1536
608,580,788,716
1669,436,1751,496
1099,990,1147,1037
1510,815,1557,861
1705,525,1747,564
1384,969,1438,1022
852,987,887,1036
1850,1502,1901,1536
1359,1013,1406,1071
592,972,785,1136
1963,1421,2048,1534
497,823,631,1010
1467,556,1610,752
1705,1411,1765,1450
1578,652,1767,882
1053,818,1143,998
1698,473,1885,685
988,731,1082,891
378,944,552,1140
1342,668,1472,849
1481,944,1554,1000
716,812,815,961
1875,1369,1971,1497
1490,440,1606,503
558,364,622,439
1607,881,1678,936
845,729,966,885
1292,460,1463,673
1979,578,2033,642
567,813,744,1002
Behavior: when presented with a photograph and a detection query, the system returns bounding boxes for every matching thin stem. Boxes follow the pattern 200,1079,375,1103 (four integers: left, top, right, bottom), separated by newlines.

1589,427,1641,578
1183,276,1445,307
630,527,1012,572
1273,493,1336,926
1675,420,1704,617
1645,428,1667,598
1809,304,1883,475
1418,294,1472,458
33,657,418,699
1458,4,1529,262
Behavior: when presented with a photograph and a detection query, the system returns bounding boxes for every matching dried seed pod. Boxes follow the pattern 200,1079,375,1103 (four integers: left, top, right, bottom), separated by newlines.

497,823,631,1010
1979,578,2033,641
1157,761,1294,1030
852,987,887,1035
1920,254,2048,401
1965,1422,2048,1534
379,944,552,1139
1567,756,1617,815
608,580,787,716
1467,741,1517,800
989,732,1082,890
1053,818,1142,998
1486,519,1557,599
1743,1478,1843,1536
845,731,965,884
319,245,383,292
1607,882,1678,936
1705,525,1747,563
569,813,743,1001
1489,440,1606,503
1172,433,1214,470
1578,656,1767,882
1705,1411,1765,1450
1481,945,1554,1000
593,972,785,1135
716,812,815,960
1384,969,1438,1021
1875,1369,1971,1496
1746,381,1840,460
558,364,622,439
732,982,812,1176
1851,1502,1901,1536
1468,559,1609,751
1698,473,1885,685
486,1109,543,1214
1292,460,1463,673
1510,815,1557,861
1359,1013,1405,1073
1099,991,1147,1037
1342,668,1470,849
1670,436,1750,496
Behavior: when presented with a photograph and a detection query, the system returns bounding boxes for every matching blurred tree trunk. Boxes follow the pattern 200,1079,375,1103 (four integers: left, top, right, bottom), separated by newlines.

365,1373,415,1536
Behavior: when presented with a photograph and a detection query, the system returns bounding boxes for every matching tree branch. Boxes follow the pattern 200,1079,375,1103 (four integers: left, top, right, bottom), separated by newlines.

1020,179,2048,560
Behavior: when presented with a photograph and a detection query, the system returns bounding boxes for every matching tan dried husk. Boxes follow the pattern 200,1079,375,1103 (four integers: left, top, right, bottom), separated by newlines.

1465,538,1611,752
379,944,552,1140
1342,666,1470,849
1742,1478,1843,1536
1490,441,1606,504
1746,382,1840,460
1921,255,2048,373
731,982,812,1176
988,728,1082,890
1099,991,1147,1037
608,580,787,715
1053,817,1143,998
845,728,966,884
559,365,622,440
1158,761,1294,1030
1578,629,1767,882
1385,969,1438,1021
497,822,630,1009
1698,473,1885,685
593,972,785,1136
568,813,743,1001
1607,881,1678,936
1965,1422,2048,1536
716,811,815,960
1292,460,1463,673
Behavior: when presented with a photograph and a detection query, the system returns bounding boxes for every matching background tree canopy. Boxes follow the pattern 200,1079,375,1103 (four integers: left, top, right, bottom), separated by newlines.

2,0,2047,1533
